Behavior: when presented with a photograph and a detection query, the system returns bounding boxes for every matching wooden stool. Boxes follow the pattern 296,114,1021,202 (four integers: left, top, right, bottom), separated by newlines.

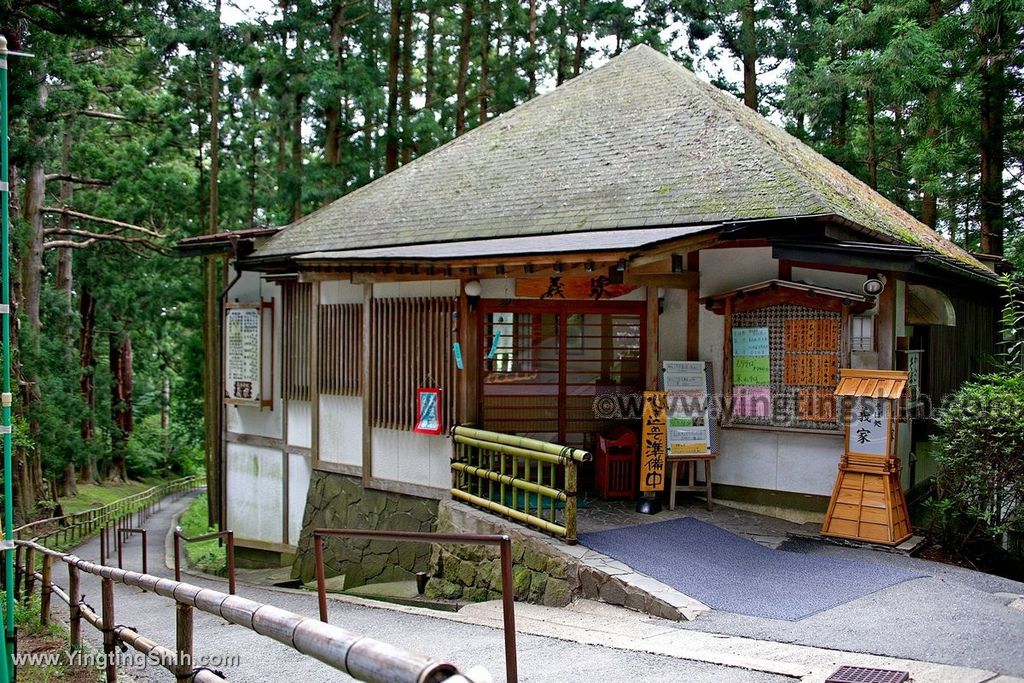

668,456,715,511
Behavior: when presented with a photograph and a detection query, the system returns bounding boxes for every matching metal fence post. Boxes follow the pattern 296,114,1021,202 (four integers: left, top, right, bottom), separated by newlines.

68,561,81,650
39,554,52,625
226,530,236,596
314,533,327,622
101,577,117,683
175,602,193,682
498,536,518,683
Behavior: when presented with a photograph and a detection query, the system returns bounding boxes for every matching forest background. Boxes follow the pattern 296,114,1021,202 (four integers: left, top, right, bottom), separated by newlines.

0,0,1021,519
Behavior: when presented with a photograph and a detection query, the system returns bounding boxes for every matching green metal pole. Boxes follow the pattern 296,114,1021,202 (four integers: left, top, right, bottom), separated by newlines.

0,33,16,683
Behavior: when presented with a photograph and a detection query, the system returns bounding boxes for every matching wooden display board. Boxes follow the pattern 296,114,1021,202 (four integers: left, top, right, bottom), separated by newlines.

821,369,912,546
224,302,273,408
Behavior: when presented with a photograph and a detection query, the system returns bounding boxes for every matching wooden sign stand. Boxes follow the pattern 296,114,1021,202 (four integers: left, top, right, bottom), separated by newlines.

822,369,912,546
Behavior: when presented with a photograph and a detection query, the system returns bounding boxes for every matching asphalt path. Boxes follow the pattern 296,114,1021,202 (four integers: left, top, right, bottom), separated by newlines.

675,536,1024,677
51,491,789,683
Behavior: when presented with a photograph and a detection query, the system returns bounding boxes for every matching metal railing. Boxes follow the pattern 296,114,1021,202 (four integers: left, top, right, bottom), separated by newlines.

174,527,236,595
14,474,204,549
313,528,517,683
450,426,592,543
12,538,485,683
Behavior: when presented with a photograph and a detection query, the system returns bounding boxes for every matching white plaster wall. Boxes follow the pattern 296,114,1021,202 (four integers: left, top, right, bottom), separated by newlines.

318,395,363,466
226,443,284,544
714,428,843,496
288,452,312,545
659,289,687,362
226,404,282,439
371,428,451,489
287,400,312,448
320,280,364,305
699,247,778,297
374,280,459,298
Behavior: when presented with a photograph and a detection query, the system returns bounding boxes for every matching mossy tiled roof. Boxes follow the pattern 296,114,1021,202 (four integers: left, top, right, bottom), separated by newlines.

257,45,981,270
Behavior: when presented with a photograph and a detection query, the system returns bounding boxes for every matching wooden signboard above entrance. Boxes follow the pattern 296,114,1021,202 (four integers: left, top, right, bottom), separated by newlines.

821,369,912,546
516,276,638,300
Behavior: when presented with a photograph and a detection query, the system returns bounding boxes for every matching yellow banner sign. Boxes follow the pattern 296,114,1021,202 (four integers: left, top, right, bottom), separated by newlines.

640,391,668,492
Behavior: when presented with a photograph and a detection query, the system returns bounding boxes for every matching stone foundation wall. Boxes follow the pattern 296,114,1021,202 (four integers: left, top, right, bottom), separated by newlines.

292,471,438,588
425,502,578,607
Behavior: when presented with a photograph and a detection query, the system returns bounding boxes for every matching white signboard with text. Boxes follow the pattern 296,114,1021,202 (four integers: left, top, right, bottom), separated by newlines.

225,306,262,404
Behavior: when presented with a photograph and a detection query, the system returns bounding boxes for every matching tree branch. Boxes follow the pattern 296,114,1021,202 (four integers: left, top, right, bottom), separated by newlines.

40,207,161,237
44,230,167,253
44,174,111,187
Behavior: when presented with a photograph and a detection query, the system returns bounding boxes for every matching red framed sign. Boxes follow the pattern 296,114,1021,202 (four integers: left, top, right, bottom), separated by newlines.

414,387,443,435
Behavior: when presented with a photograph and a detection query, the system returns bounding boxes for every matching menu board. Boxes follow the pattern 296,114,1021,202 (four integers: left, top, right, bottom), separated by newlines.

662,361,716,457
732,327,771,417
225,307,261,404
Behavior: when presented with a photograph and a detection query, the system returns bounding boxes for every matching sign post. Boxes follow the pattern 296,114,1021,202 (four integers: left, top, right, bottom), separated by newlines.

822,369,912,545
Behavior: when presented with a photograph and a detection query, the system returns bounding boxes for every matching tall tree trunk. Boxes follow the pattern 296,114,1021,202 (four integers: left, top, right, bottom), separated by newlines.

572,0,586,77
290,31,305,221
455,0,474,136
109,331,133,483
79,287,97,483
740,0,757,110
424,6,437,109
385,0,402,170
161,374,171,454
977,4,1006,256
865,82,877,189
479,0,491,124
400,0,414,163
326,1,349,169
21,80,47,334
556,2,569,85
57,131,74,299
527,0,538,99
920,0,942,228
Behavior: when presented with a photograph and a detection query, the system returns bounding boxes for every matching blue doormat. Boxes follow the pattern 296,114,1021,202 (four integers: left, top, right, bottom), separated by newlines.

579,517,927,620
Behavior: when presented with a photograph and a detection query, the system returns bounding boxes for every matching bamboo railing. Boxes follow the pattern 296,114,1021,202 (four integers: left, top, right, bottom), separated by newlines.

12,539,486,683
450,426,592,543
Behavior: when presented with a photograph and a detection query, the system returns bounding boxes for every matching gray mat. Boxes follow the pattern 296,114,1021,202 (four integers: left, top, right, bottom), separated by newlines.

579,517,926,620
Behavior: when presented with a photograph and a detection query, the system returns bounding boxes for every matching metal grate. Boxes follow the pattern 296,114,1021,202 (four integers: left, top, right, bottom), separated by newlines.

825,666,910,683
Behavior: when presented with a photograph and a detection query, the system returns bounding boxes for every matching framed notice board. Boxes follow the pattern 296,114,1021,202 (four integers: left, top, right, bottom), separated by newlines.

224,301,274,407
661,361,718,457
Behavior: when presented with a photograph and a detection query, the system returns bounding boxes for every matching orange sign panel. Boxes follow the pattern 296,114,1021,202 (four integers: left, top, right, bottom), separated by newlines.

639,391,668,492
516,276,638,300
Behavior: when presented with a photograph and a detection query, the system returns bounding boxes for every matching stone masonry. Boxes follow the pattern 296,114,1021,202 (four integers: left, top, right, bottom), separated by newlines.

292,471,438,588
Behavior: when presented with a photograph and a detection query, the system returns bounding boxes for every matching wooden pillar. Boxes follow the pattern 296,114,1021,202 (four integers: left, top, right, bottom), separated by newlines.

68,562,81,650
310,281,321,464
645,286,660,389
876,275,896,370
101,577,117,683
686,251,700,361
723,296,734,418
459,283,480,426
361,283,374,485
40,554,52,625
175,602,194,682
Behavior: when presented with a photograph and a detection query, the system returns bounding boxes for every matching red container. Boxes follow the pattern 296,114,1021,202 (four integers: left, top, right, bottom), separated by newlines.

595,427,638,499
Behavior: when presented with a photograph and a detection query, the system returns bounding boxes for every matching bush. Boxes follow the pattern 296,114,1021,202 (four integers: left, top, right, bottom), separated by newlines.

931,372,1024,557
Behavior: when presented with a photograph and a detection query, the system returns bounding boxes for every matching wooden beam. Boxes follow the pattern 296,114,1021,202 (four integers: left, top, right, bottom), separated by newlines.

309,282,321,464
362,283,374,484
686,252,700,360
298,270,352,283
876,275,896,370
624,272,699,290
646,286,660,390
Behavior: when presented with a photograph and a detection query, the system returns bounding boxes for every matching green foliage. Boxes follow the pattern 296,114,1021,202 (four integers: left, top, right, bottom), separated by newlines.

932,373,1024,554
126,414,204,479
178,493,227,576
1000,274,1024,372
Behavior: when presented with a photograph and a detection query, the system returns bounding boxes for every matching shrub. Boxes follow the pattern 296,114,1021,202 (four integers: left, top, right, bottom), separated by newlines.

932,372,1024,555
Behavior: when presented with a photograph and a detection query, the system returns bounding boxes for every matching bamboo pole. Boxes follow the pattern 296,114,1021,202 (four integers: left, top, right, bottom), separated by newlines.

453,426,591,461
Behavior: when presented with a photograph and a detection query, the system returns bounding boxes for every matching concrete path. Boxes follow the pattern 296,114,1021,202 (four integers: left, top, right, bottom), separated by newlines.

49,491,1024,683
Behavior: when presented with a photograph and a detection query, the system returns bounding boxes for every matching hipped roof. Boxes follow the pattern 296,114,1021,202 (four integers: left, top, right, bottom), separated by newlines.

254,45,984,274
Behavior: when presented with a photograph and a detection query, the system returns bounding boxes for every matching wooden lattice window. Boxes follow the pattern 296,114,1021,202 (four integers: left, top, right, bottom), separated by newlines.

319,303,363,396
371,297,457,431
282,281,312,401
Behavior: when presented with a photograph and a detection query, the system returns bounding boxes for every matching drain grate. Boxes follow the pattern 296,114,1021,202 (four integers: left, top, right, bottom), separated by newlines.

825,666,910,683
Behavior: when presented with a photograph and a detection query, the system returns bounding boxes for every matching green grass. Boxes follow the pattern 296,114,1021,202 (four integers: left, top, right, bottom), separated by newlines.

58,478,166,516
5,592,101,682
178,493,227,576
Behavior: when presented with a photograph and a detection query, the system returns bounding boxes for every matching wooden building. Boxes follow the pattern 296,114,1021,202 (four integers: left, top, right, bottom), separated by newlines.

180,45,1001,563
